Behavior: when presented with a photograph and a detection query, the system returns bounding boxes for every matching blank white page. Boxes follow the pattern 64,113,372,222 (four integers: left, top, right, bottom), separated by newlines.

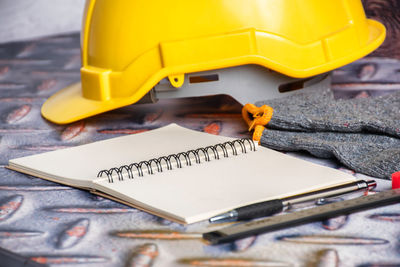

8,124,235,187
93,130,355,224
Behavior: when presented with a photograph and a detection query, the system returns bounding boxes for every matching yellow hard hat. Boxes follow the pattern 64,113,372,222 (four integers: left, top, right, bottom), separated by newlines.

42,0,385,124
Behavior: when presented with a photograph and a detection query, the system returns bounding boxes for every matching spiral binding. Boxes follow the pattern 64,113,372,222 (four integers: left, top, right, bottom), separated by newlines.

97,138,256,183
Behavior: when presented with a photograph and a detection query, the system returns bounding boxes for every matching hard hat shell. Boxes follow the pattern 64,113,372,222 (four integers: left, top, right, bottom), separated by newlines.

42,0,385,124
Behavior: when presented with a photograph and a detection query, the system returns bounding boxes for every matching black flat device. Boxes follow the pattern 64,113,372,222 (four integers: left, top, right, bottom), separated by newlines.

203,189,400,245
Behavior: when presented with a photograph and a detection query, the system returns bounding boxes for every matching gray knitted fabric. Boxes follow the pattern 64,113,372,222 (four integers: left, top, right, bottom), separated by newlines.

257,89,400,137
255,89,400,179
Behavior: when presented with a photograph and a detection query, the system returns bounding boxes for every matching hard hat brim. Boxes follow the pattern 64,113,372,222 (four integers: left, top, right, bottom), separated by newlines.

41,82,133,124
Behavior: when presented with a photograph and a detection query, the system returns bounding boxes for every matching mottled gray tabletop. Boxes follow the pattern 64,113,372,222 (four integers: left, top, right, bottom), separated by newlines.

0,33,399,267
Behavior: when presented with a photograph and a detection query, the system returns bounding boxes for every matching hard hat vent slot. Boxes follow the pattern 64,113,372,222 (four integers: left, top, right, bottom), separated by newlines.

189,74,219,84
278,78,312,93
159,78,170,85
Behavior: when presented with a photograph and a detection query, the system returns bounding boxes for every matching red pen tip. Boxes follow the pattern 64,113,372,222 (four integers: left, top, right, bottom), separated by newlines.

391,172,400,189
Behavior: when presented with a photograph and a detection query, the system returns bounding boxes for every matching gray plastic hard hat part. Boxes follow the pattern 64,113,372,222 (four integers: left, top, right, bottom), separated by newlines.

153,64,331,105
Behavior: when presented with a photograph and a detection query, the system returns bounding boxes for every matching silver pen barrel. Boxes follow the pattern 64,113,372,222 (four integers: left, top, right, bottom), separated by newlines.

282,180,376,207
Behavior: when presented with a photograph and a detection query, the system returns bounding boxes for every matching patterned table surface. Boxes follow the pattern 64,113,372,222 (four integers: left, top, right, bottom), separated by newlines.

0,33,399,267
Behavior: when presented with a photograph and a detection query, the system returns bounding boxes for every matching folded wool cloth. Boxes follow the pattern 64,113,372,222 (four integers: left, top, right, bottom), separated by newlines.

255,89,400,179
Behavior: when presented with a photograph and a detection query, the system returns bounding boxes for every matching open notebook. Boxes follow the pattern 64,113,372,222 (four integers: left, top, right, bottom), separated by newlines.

8,124,355,224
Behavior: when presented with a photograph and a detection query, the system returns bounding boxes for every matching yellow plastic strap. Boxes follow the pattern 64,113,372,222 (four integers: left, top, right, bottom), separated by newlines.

242,103,273,142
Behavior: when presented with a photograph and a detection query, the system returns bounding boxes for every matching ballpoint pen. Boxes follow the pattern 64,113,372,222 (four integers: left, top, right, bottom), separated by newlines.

209,179,376,223
204,188,400,245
